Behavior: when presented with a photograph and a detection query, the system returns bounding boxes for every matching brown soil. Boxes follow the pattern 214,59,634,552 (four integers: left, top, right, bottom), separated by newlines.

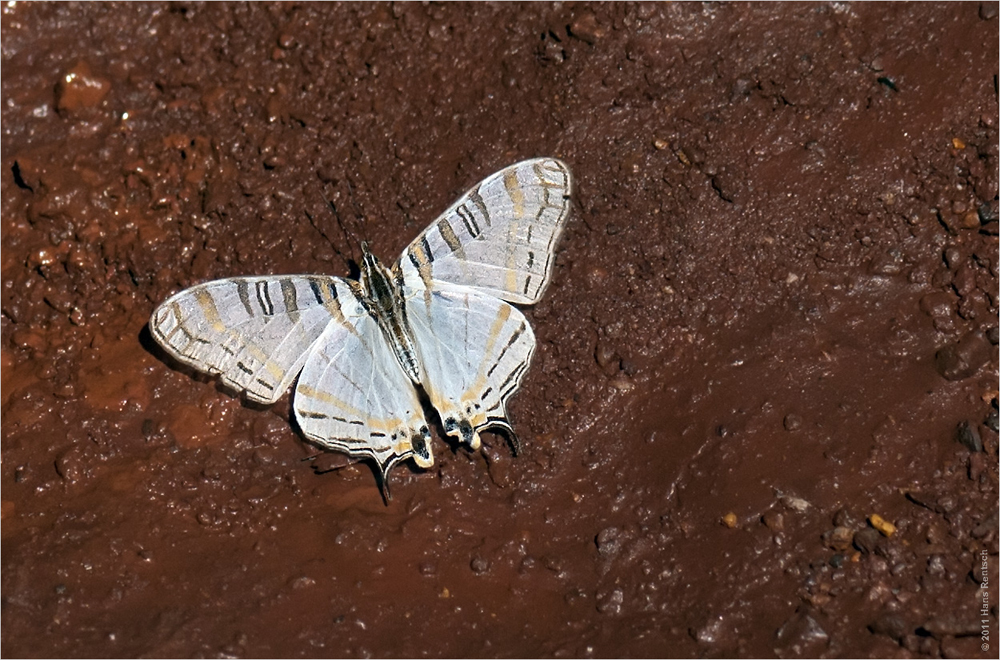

2,3,997,658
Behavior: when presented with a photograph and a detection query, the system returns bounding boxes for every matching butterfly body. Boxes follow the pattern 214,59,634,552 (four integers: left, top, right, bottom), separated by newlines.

356,250,423,384
149,158,572,496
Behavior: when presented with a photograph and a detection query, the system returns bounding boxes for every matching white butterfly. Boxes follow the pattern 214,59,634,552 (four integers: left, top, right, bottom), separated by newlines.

149,158,572,497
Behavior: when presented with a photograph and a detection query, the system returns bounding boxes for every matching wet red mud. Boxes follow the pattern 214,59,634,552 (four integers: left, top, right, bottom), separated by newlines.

2,3,998,658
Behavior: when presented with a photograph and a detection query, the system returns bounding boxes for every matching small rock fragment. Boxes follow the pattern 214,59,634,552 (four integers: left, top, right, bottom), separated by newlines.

853,527,884,554
694,615,729,644
595,527,621,557
986,404,999,432
934,332,991,380
869,514,896,537
594,339,618,371
596,588,623,614
956,420,983,452
762,510,784,531
978,199,999,224
960,210,982,229
289,576,316,589
775,611,829,655
833,509,858,527
920,613,980,638
470,555,490,574
569,12,606,44
54,448,85,484
824,526,854,551
56,60,111,111
869,613,909,641
783,413,802,431
970,515,998,541
781,495,812,512
721,512,737,528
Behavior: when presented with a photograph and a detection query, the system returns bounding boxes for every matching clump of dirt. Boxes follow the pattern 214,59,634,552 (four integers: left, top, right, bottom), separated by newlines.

3,3,997,657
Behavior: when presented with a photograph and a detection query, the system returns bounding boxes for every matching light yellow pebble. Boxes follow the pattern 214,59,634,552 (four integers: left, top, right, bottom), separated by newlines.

869,513,896,537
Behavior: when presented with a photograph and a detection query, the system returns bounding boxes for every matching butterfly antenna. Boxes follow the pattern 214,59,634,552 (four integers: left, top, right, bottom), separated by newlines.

322,198,361,272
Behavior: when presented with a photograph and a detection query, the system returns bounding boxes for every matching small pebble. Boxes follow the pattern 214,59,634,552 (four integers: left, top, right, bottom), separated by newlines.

968,452,988,481
568,12,606,44
594,339,618,370
854,527,883,554
869,613,909,641
721,512,737,528
956,420,983,452
934,332,991,380
595,527,621,556
596,588,623,614
824,526,854,551
869,514,896,537
56,60,111,111
762,510,784,531
960,210,981,229
290,576,316,589
985,406,998,432
781,495,812,512
943,246,962,269
920,613,980,637
978,200,999,223
783,413,802,431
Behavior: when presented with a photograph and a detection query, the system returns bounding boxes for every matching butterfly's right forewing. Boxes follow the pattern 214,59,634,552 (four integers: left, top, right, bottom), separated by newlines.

400,158,572,305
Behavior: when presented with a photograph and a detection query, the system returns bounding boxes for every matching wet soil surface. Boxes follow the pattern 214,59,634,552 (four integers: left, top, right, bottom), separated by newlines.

3,3,998,657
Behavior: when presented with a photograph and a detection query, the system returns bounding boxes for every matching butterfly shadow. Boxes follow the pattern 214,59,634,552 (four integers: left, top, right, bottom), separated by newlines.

293,386,521,505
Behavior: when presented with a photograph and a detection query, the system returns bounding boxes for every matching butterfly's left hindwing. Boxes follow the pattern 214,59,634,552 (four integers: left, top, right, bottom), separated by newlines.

150,276,350,404
293,285,433,480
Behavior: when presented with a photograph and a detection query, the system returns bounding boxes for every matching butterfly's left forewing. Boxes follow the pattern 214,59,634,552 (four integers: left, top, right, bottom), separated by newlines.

150,276,349,404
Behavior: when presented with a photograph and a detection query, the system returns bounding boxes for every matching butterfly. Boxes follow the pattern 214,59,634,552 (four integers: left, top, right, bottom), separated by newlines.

149,158,572,498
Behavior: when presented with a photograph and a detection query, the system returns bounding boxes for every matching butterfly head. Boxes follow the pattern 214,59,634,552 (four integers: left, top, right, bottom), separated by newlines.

358,244,395,299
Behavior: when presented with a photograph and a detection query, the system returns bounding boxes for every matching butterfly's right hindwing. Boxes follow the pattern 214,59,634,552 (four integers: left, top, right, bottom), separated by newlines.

149,276,351,405
403,280,536,450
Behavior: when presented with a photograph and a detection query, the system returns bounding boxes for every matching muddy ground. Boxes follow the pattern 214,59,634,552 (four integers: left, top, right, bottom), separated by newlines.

2,2,998,658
